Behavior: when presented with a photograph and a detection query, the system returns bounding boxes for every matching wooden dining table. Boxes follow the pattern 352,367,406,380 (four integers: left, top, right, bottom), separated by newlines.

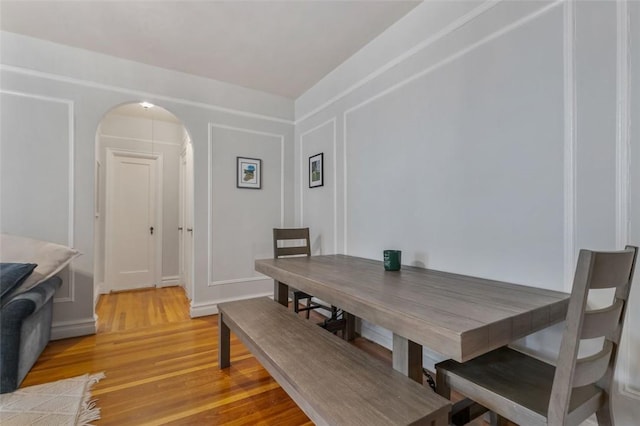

255,254,570,382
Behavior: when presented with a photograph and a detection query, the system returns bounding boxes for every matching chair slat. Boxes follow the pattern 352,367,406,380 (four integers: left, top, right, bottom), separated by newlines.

580,299,623,340
589,250,635,289
572,341,613,388
275,246,310,257
274,228,310,240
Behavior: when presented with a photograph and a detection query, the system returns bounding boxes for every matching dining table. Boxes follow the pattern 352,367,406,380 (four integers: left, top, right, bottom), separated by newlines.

255,254,570,382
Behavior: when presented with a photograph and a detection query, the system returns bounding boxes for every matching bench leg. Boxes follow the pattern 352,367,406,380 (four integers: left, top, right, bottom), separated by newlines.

392,334,423,383
274,280,289,307
344,312,356,341
219,313,230,369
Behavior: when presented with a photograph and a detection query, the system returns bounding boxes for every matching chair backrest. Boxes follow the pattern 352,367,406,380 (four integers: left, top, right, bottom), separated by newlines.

549,245,638,424
273,228,311,259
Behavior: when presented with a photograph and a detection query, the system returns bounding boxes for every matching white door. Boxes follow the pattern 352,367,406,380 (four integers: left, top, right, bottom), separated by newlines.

106,150,161,291
179,143,194,299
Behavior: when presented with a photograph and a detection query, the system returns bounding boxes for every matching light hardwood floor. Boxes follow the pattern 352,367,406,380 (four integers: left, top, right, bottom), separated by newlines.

23,287,492,425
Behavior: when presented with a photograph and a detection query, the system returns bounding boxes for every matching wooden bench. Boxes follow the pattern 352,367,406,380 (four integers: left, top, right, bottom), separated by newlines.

218,297,451,426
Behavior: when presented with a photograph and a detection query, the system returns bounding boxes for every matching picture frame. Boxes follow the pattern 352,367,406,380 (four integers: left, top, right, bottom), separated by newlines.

309,152,324,188
237,157,262,189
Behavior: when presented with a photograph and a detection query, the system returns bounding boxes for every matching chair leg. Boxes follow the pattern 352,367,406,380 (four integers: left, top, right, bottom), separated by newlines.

305,297,311,319
294,292,300,314
595,399,613,426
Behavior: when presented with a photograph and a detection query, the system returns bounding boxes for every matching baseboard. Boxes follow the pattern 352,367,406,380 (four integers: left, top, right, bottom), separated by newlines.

190,292,273,317
159,275,180,288
360,320,393,348
51,316,97,340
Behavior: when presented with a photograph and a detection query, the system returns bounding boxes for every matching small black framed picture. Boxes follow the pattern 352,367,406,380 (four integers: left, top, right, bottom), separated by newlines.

309,153,324,188
237,156,262,189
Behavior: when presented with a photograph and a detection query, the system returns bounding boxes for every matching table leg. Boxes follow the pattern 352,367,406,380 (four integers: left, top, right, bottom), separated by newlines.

218,313,230,369
392,333,422,383
274,280,288,306
344,312,356,341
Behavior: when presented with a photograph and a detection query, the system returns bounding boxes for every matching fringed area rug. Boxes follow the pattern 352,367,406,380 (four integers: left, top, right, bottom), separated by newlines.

0,373,105,425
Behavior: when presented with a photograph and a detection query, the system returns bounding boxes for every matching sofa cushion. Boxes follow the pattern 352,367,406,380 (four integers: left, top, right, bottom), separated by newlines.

0,234,80,296
0,262,37,299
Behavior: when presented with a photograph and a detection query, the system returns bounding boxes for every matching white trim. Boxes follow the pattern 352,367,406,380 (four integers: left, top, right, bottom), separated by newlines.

209,276,270,287
160,275,181,287
299,118,338,254
616,0,631,251
190,291,273,317
51,317,97,340
340,1,563,256
0,64,294,125
104,148,163,291
207,123,285,285
563,0,577,293
0,89,77,302
99,133,183,147
295,0,501,124
343,116,349,254
616,0,639,401
207,123,213,299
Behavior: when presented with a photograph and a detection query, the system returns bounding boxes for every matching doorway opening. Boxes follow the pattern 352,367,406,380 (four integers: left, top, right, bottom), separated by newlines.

94,102,194,330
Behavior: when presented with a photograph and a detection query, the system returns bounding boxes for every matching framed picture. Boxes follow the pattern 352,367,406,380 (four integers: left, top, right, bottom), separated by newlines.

237,157,262,189
309,153,324,188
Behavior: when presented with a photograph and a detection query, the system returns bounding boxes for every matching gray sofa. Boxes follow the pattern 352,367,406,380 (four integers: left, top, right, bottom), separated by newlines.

0,276,62,393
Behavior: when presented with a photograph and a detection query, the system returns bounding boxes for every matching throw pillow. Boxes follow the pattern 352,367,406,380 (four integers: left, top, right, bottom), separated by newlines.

0,234,80,293
0,262,37,299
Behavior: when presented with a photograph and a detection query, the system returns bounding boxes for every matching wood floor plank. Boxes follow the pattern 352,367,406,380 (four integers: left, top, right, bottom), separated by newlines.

22,287,502,425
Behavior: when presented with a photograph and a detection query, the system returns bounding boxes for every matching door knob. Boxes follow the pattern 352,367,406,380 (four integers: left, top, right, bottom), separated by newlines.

150,226,154,235
187,228,193,232
178,227,183,231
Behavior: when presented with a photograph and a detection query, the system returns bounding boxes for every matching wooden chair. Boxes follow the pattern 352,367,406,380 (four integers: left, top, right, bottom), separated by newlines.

436,246,638,426
272,228,324,318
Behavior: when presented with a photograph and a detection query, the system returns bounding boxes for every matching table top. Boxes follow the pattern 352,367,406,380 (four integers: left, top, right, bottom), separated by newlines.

255,254,570,362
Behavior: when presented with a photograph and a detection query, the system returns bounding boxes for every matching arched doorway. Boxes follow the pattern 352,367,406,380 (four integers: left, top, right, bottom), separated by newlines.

94,102,194,328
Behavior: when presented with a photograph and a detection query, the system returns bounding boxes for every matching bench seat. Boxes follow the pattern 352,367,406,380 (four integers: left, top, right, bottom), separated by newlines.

218,297,450,426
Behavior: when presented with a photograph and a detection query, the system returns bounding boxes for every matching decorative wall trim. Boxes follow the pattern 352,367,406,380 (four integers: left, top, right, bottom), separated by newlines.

563,0,577,293
190,291,272,317
99,133,183,147
0,64,294,125
295,0,501,124
207,123,285,286
0,90,77,303
51,316,97,340
299,118,338,254
615,0,639,401
340,1,563,255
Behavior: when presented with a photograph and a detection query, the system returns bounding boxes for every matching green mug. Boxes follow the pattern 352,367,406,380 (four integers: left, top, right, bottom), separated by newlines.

383,250,401,271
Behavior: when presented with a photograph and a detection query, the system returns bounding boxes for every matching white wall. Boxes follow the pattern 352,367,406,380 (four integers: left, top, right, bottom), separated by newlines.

295,0,639,420
0,30,295,338
97,112,184,289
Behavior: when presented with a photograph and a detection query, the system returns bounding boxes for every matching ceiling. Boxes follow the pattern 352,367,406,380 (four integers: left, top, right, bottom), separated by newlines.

0,1,421,99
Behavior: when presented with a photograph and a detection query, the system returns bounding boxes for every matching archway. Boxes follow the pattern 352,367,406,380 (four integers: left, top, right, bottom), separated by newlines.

93,102,194,330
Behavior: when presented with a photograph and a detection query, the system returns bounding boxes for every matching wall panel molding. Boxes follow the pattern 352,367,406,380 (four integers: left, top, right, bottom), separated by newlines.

341,1,565,256
0,64,294,125
295,0,502,124
563,0,577,293
207,123,285,287
299,118,338,254
0,89,76,303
